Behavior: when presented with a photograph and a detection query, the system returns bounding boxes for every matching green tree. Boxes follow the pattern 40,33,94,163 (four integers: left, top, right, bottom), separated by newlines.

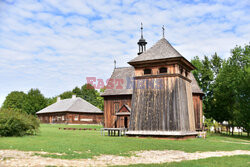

191,55,214,118
2,91,27,111
22,89,47,115
46,97,57,106
81,84,99,107
59,91,74,99
236,68,250,136
233,44,250,136
72,87,82,96
213,44,250,135
211,52,223,76
72,84,104,110
191,56,203,87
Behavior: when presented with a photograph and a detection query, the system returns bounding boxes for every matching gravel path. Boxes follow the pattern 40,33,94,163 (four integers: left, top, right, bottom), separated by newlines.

0,149,250,167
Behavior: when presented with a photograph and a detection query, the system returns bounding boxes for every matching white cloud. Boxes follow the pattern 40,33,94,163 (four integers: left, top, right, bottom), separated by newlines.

0,0,249,106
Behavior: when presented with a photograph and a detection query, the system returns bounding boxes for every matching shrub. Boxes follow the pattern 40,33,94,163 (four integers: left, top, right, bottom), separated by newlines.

0,109,40,137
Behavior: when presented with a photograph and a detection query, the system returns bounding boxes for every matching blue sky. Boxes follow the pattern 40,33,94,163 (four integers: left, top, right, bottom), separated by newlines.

0,0,250,106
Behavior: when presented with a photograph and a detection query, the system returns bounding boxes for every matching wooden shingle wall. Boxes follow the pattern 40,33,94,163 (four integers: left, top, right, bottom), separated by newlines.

129,75,194,132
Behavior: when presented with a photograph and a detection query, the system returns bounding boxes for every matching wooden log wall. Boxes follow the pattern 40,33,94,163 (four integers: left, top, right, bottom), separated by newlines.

37,112,103,124
66,113,103,124
129,75,195,132
103,95,132,128
192,94,203,130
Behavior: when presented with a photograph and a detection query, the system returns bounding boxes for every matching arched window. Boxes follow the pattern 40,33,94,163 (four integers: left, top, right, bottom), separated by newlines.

144,69,152,75
159,67,168,73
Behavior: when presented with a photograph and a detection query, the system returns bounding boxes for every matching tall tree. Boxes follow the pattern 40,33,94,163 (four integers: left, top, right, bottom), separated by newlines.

211,52,223,76
191,55,214,118
46,97,57,106
22,89,47,115
2,91,27,111
59,91,74,99
191,56,203,87
81,84,100,107
212,44,250,135
72,87,82,97
73,84,104,110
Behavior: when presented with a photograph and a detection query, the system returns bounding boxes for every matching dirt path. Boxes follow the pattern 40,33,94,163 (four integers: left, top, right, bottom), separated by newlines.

0,149,250,167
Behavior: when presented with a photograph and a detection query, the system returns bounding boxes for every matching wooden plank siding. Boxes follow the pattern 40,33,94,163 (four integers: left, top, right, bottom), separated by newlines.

192,94,203,130
129,74,194,132
117,116,130,128
103,95,132,128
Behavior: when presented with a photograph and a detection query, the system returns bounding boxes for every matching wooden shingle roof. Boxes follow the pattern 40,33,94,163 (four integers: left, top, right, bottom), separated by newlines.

129,38,183,63
36,97,103,114
101,67,134,96
190,73,204,94
101,67,203,96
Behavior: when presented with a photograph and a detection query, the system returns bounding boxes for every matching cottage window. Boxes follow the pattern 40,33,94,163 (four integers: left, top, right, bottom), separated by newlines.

159,67,167,73
74,115,78,121
62,116,65,121
144,69,152,75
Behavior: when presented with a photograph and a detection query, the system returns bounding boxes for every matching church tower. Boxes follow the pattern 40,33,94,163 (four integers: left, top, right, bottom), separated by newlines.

126,26,197,138
137,23,147,55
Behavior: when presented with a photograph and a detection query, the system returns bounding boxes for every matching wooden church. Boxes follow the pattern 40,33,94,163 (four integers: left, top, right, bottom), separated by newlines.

102,25,203,138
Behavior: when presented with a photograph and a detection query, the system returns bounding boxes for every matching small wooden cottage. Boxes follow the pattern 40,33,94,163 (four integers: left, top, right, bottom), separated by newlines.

36,95,103,124
102,27,203,138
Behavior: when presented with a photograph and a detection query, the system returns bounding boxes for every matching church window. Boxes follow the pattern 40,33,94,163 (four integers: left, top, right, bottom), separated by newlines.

144,69,152,75
159,67,167,73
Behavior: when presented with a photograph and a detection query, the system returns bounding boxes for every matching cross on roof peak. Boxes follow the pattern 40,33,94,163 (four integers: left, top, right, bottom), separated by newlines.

141,22,143,38
162,25,165,38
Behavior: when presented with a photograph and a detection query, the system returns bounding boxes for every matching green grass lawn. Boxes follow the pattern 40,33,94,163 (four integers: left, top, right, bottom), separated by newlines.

117,155,250,167
0,124,249,159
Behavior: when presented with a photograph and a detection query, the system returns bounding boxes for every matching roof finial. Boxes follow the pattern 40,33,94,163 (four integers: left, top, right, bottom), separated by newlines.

141,22,143,38
137,23,147,55
114,60,116,69
162,25,165,38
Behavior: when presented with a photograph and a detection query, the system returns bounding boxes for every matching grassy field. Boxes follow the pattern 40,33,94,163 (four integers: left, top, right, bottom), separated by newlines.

117,155,250,167
0,124,249,160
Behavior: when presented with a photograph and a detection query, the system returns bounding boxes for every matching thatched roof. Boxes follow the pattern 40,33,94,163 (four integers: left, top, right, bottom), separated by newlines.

102,67,203,96
36,97,103,114
129,38,183,63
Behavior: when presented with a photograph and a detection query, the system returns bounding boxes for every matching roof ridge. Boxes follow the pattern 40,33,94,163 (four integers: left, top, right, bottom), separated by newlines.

115,66,133,69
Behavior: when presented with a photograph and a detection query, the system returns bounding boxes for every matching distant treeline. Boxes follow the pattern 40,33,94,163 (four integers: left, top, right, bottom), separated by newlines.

1,84,104,115
191,44,249,136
